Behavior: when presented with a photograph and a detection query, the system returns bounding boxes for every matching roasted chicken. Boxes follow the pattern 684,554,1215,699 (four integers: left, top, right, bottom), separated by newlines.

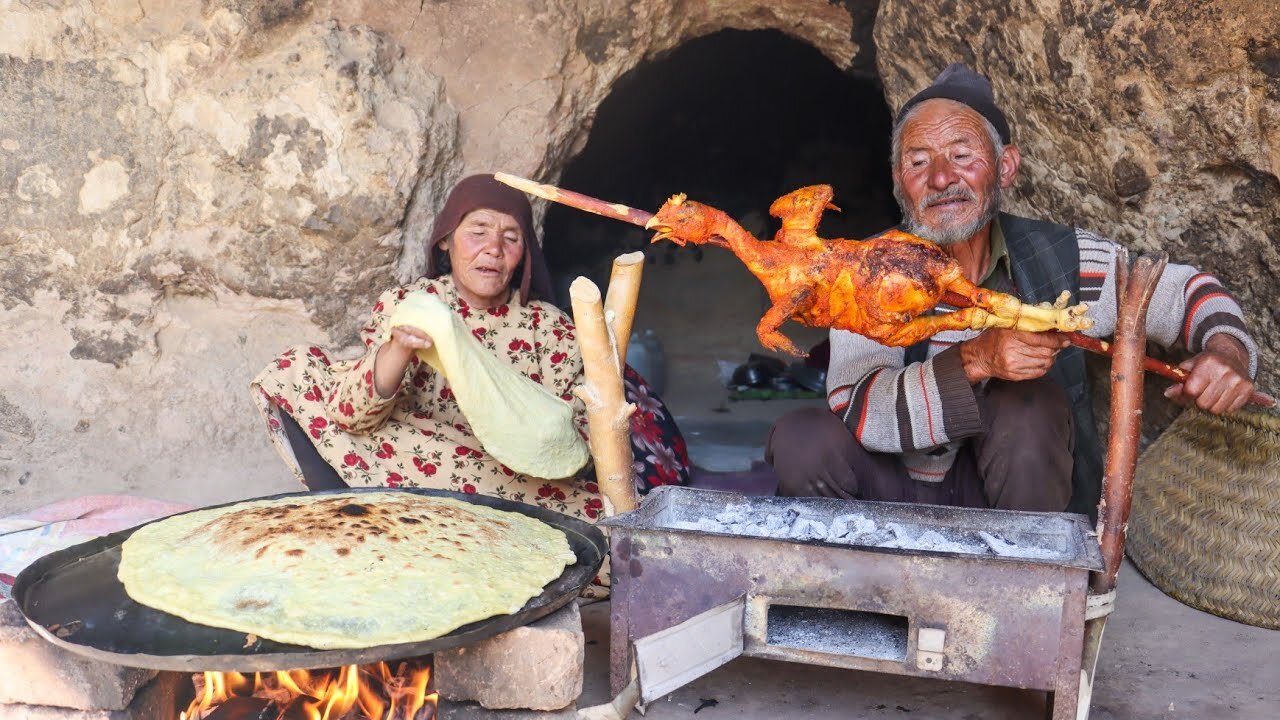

645,185,1093,357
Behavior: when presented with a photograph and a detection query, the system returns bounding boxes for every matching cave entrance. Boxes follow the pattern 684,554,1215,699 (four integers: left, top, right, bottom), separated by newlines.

544,28,898,424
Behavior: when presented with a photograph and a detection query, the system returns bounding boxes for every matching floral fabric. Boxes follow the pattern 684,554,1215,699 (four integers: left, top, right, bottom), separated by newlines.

250,276,605,521
625,365,691,493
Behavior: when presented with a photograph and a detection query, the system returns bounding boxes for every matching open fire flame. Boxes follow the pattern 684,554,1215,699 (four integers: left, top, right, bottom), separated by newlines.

182,659,436,720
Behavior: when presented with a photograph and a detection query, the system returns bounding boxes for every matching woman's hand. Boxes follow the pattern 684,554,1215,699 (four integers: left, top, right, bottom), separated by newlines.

374,326,433,398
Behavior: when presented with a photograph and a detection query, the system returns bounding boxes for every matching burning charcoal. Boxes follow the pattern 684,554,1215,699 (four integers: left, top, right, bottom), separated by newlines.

828,514,877,542
761,513,789,538
204,697,275,720
788,518,828,541
714,503,751,526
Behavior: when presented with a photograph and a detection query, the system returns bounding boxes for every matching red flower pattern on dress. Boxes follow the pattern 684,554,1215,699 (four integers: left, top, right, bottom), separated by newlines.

386,472,404,488
275,358,292,370
375,442,395,459
412,457,437,476
462,483,477,494
308,416,328,439
343,452,369,471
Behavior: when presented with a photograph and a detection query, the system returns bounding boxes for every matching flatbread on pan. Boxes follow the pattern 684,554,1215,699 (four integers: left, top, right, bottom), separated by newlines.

118,492,576,649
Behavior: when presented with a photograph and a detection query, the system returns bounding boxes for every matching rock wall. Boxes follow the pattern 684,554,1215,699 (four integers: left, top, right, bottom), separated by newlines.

2,0,1276,512
0,0,863,512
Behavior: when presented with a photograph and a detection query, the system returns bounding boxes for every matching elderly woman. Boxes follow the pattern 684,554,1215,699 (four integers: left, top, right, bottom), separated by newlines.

251,175,689,530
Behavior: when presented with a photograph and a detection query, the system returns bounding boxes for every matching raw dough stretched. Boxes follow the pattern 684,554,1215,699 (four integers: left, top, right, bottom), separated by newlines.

385,291,590,479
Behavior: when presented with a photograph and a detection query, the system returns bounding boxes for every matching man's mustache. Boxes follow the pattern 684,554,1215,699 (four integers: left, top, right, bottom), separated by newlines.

917,186,976,211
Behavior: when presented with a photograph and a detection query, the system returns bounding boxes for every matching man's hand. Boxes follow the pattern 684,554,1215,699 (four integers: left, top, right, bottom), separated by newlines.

373,325,433,398
1164,334,1253,415
959,328,1070,384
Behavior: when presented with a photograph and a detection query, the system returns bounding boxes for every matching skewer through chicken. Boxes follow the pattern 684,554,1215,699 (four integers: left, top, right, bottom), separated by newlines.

645,184,1093,357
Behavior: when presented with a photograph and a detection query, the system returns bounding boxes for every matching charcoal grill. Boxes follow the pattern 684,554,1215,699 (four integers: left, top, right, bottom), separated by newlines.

604,486,1103,714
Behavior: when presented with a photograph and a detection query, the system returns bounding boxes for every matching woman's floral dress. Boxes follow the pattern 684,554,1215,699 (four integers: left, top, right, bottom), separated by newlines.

251,276,606,519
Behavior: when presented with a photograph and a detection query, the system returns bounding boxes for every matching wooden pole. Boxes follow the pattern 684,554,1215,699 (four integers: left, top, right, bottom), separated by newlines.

1093,250,1168,592
603,252,644,369
570,264,641,516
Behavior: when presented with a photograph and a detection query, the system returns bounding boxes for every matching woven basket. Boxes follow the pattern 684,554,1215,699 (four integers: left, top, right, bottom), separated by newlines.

1128,408,1280,629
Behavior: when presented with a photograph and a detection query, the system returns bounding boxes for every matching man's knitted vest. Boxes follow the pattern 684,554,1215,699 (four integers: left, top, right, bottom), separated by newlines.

904,213,1104,519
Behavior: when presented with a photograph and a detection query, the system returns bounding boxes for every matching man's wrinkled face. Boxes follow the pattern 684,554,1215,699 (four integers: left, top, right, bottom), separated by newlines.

892,99,1011,246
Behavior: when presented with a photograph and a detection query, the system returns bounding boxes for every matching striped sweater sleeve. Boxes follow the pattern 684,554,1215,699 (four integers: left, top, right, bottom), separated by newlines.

1076,229,1258,377
825,329,983,453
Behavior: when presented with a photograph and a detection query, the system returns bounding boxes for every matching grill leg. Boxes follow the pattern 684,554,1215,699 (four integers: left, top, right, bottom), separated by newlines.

609,542,633,695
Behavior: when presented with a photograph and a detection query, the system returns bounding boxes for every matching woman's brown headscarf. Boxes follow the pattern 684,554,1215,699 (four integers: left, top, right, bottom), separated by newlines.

425,174,555,305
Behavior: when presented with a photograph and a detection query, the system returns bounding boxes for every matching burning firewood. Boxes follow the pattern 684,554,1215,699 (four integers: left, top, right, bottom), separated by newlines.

184,661,436,720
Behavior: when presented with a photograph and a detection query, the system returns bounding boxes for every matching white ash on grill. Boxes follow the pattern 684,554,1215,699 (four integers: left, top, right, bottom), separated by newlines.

671,503,1062,560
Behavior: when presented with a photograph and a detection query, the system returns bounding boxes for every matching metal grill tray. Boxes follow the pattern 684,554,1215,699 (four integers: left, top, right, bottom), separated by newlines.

13,487,605,672
604,486,1103,570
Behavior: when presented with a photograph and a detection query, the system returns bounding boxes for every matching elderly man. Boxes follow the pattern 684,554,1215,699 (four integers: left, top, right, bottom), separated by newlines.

765,64,1258,515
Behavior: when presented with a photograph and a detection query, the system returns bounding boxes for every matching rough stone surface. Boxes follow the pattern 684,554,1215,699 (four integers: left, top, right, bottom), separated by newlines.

0,669,188,720
0,601,157,712
435,601,584,711
0,0,857,516
2,0,1277,512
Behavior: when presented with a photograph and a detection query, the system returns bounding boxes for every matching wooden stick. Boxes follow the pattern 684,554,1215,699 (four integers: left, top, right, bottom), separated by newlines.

1093,250,1167,592
496,172,730,248
570,277,639,516
603,252,645,370
939,291,1276,408
496,173,657,227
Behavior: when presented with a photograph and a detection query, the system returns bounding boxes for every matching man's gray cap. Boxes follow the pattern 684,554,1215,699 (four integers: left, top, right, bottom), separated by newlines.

896,63,1012,144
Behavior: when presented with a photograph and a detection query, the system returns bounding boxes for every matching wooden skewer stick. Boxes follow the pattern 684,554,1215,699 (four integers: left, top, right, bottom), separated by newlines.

496,172,730,248
497,173,1273,408
941,291,1276,408
496,172,657,227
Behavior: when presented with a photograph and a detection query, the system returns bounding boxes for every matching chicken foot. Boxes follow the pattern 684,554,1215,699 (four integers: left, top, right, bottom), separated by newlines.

945,274,1093,334
757,287,816,357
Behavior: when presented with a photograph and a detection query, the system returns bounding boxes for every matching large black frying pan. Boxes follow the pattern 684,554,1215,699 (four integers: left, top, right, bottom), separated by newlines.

12,487,606,672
